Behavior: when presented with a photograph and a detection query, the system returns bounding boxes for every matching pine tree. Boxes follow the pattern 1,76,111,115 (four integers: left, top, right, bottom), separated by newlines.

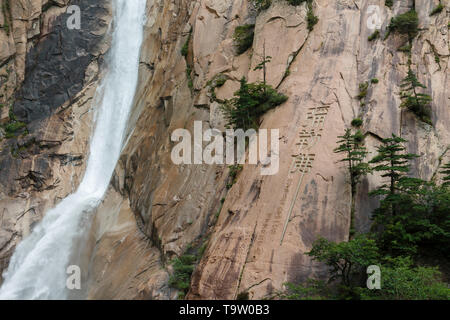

441,163,450,187
334,129,370,237
253,41,272,90
369,134,419,216
400,68,433,124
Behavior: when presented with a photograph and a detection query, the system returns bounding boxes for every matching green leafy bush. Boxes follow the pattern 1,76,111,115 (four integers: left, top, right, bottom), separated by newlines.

221,77,288,131
351,118,363,127
233,24,255,55
359,257,450,300
387,10,419,39
357,82,369,100
306,2,319,31
385,0,394,8
168,254,197,296
307,235,379,287
4,121,27,139
281,279,329,300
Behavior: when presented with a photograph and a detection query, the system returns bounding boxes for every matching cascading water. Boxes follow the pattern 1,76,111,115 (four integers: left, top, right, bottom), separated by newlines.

0,0,147,300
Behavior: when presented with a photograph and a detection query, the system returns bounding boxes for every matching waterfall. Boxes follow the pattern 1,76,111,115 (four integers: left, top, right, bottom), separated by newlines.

0,0,147,300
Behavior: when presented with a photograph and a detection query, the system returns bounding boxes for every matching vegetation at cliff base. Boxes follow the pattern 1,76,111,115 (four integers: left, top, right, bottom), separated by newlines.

168,254,196,298
283,132,450,300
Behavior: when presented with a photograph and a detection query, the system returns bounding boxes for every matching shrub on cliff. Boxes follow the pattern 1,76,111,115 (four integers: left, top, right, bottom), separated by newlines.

168,254,196,298
233,24,255,55
221,77,288,131
252,0,272,11
400,68,432,124
387,10,419,39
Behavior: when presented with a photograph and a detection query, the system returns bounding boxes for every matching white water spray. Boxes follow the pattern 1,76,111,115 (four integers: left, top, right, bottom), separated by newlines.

0,0,147,300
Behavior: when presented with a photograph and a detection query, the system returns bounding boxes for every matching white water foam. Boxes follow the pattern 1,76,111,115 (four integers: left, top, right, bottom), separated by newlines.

0,0,147,300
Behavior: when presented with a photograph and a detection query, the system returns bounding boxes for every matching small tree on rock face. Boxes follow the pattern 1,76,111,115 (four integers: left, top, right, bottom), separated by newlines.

307,235,379,289
400,68,432,124
440,163,450,187
334,129,370,237
221,77,288,131
369,134,419,216
387,10,419,40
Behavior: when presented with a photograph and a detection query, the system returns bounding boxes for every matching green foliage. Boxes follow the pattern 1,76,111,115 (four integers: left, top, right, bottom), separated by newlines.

372,179,450,257
281,279,329,300
430,3,444,16
236,291,250,300
1,0,10,34
252,0,272,11
387,10,419,39
307,235,379,287
369,136,449,257
168,254,197,295
400,68,432,124
369,134,419,198
351,118,363,127
385,0,394,8
368,30,380,41
227,164,243,189
306,2,319,31
181,29,192,58
287,0,306,5
215,75,227,87
357,82,369,100
221,77,288,131
370,78,379,84
441,163,450,187
359,257,450,300
186,65,194,90
233,24,255,55
398,43,412,53
334,129,370,236
4,121,27,139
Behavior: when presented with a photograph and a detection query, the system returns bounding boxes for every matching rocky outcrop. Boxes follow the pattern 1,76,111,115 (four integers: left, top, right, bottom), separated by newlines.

0,0,111,279
89,0,448,300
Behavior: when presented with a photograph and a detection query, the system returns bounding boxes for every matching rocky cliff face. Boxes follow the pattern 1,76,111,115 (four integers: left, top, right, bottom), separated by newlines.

1,0,449,299
0,0,111,278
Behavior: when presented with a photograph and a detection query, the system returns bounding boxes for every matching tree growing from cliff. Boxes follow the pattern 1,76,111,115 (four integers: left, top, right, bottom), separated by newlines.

220,77,288,130
307,235,379,289
400,68,433,124
386,10,419,40
369,134,418,216
253,41,272,91
334,129,370,237
233,24,255,55
440,163,450,187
